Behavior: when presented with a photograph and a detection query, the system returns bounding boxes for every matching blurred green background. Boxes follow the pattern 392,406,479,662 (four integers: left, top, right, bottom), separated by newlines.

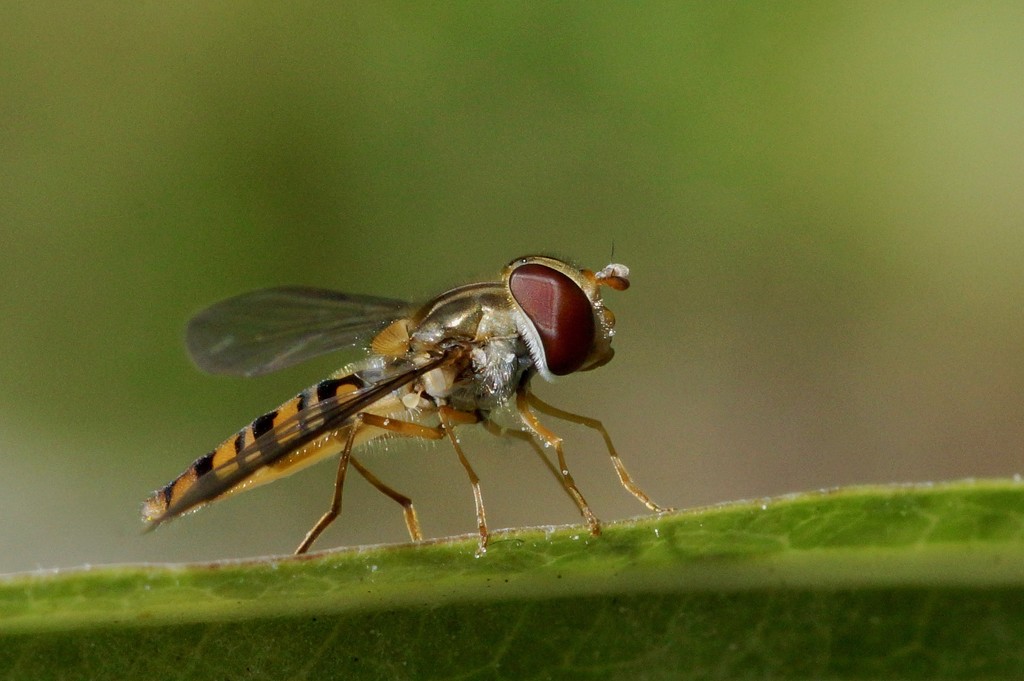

2,3,1022,572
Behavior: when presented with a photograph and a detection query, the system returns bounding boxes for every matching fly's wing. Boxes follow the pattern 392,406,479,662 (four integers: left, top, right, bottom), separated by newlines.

186,286,412,377
146,353,451,527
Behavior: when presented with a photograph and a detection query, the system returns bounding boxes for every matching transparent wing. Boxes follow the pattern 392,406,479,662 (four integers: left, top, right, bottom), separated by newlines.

150,352,453,524
186,286,411,377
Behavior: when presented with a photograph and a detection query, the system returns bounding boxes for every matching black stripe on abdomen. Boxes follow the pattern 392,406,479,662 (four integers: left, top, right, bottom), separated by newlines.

193,451,215,477
315,376,367,402
251,410,278,441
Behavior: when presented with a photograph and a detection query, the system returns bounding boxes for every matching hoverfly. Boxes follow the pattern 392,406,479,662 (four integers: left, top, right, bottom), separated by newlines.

143,255,665,555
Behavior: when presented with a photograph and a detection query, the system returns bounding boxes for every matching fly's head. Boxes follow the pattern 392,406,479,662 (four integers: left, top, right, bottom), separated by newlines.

503,255,630,381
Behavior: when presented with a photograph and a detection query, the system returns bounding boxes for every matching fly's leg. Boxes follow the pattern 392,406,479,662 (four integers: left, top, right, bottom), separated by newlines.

349,455,423,542
515,388,602,536
437,406,488,555
524,390,669,514
294,424,357,555
294,413,445,555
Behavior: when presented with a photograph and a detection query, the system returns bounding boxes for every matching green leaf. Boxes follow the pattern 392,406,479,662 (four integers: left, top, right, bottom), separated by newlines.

3,479,1024,679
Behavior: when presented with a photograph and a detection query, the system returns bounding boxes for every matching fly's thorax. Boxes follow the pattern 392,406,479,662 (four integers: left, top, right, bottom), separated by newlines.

502,256,627,381
412,337,529,411
410,284,515,346
463,336,531,410
402,282,530,411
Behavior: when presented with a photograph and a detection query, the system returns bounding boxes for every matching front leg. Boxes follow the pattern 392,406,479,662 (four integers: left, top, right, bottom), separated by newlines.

515,387,601,536
525,391,668,514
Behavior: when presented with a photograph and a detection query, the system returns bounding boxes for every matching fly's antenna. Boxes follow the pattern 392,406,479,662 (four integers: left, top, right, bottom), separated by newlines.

595,263,630,291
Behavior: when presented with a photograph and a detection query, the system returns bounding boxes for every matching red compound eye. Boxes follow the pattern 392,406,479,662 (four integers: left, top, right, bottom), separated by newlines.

509,263,595,376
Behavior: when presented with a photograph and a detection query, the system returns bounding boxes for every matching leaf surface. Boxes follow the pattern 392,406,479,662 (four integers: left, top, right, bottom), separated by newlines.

2,479,1023,679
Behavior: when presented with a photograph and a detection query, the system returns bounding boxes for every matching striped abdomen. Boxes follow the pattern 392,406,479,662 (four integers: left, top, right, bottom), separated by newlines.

143,369,405,525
